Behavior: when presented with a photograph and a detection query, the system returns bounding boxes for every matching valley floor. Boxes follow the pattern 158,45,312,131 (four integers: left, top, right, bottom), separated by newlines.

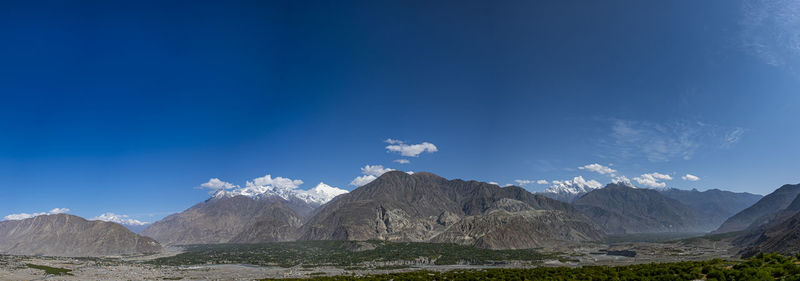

0,235,740,281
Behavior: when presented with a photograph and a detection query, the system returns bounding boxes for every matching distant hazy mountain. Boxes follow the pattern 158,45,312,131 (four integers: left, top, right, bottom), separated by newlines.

658,188,762,230
0,214,161,257
714,184,800,234
737,191,800,257
573,184,704,234
298,171,602,249
141,195,305,245
539,176,603,203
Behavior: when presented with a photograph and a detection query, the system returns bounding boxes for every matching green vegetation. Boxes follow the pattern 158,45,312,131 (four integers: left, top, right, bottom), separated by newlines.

603,232,705,243
149,240,554,267
25,263,73,275
264,254,800,281
260,253,800,280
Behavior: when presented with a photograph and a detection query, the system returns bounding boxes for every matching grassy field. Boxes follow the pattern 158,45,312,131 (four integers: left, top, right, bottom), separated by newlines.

25,263,73,275
259,253,800,280
149,240,555,267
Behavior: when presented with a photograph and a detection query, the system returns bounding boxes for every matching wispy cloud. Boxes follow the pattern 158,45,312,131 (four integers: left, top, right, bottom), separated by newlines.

741,0,800,72
514,179,533,186
605,120,745,162
393,159,410,164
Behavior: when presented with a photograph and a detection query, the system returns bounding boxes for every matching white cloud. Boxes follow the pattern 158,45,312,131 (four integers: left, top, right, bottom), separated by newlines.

212,173,306,199
488,181,500,185
682,174,700,181
578,163,617,176
350,175,378,187
612,176,635,187
361,165,395,177
91,212,150,226
514,179,533,186
393,159,410,164
385,139,438,157
536,180,549,185
633,172,673,188
48,208,70,214
350,165,396,186
200,178,238,190
249,174,304,190
3,208,71,221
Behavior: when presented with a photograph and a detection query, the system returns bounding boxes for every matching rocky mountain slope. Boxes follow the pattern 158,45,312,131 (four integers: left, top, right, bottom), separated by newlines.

713,184,800,234
573,184,704,234
736,192,800,257
142,180,348,245
298,171,602,249
658,188,762,230
141,195,305,245
0,214,161,257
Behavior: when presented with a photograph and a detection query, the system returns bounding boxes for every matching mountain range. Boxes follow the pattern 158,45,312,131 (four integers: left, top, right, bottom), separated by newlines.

2,171,795,259
0,214,160,257
719,184,800,257
572,183,703,233
298,171,602,249
713,184,800,234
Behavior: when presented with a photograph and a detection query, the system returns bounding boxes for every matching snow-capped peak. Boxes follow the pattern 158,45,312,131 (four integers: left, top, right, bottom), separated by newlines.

91,212,150,226
213,177,348,206
295,182,349,205
543,176,603,195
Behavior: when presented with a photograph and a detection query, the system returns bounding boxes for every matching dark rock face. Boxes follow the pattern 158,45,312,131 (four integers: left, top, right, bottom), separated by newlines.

141,195,304,245
714,184,800,234
735,191,800,257
573,184,703,234
298,171,602,249
658,188,762,231
0,214,161,257
229,202,303,243
738,209,800,257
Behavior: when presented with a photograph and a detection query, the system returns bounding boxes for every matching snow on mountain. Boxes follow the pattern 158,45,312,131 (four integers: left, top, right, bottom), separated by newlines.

540,176,602,203
91,212,150,226
90,212,151,233
544,176,602,195
213,175,348,206
296,182,350,205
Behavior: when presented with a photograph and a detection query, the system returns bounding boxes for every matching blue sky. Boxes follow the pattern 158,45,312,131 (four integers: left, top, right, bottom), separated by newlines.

1,0,798,222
